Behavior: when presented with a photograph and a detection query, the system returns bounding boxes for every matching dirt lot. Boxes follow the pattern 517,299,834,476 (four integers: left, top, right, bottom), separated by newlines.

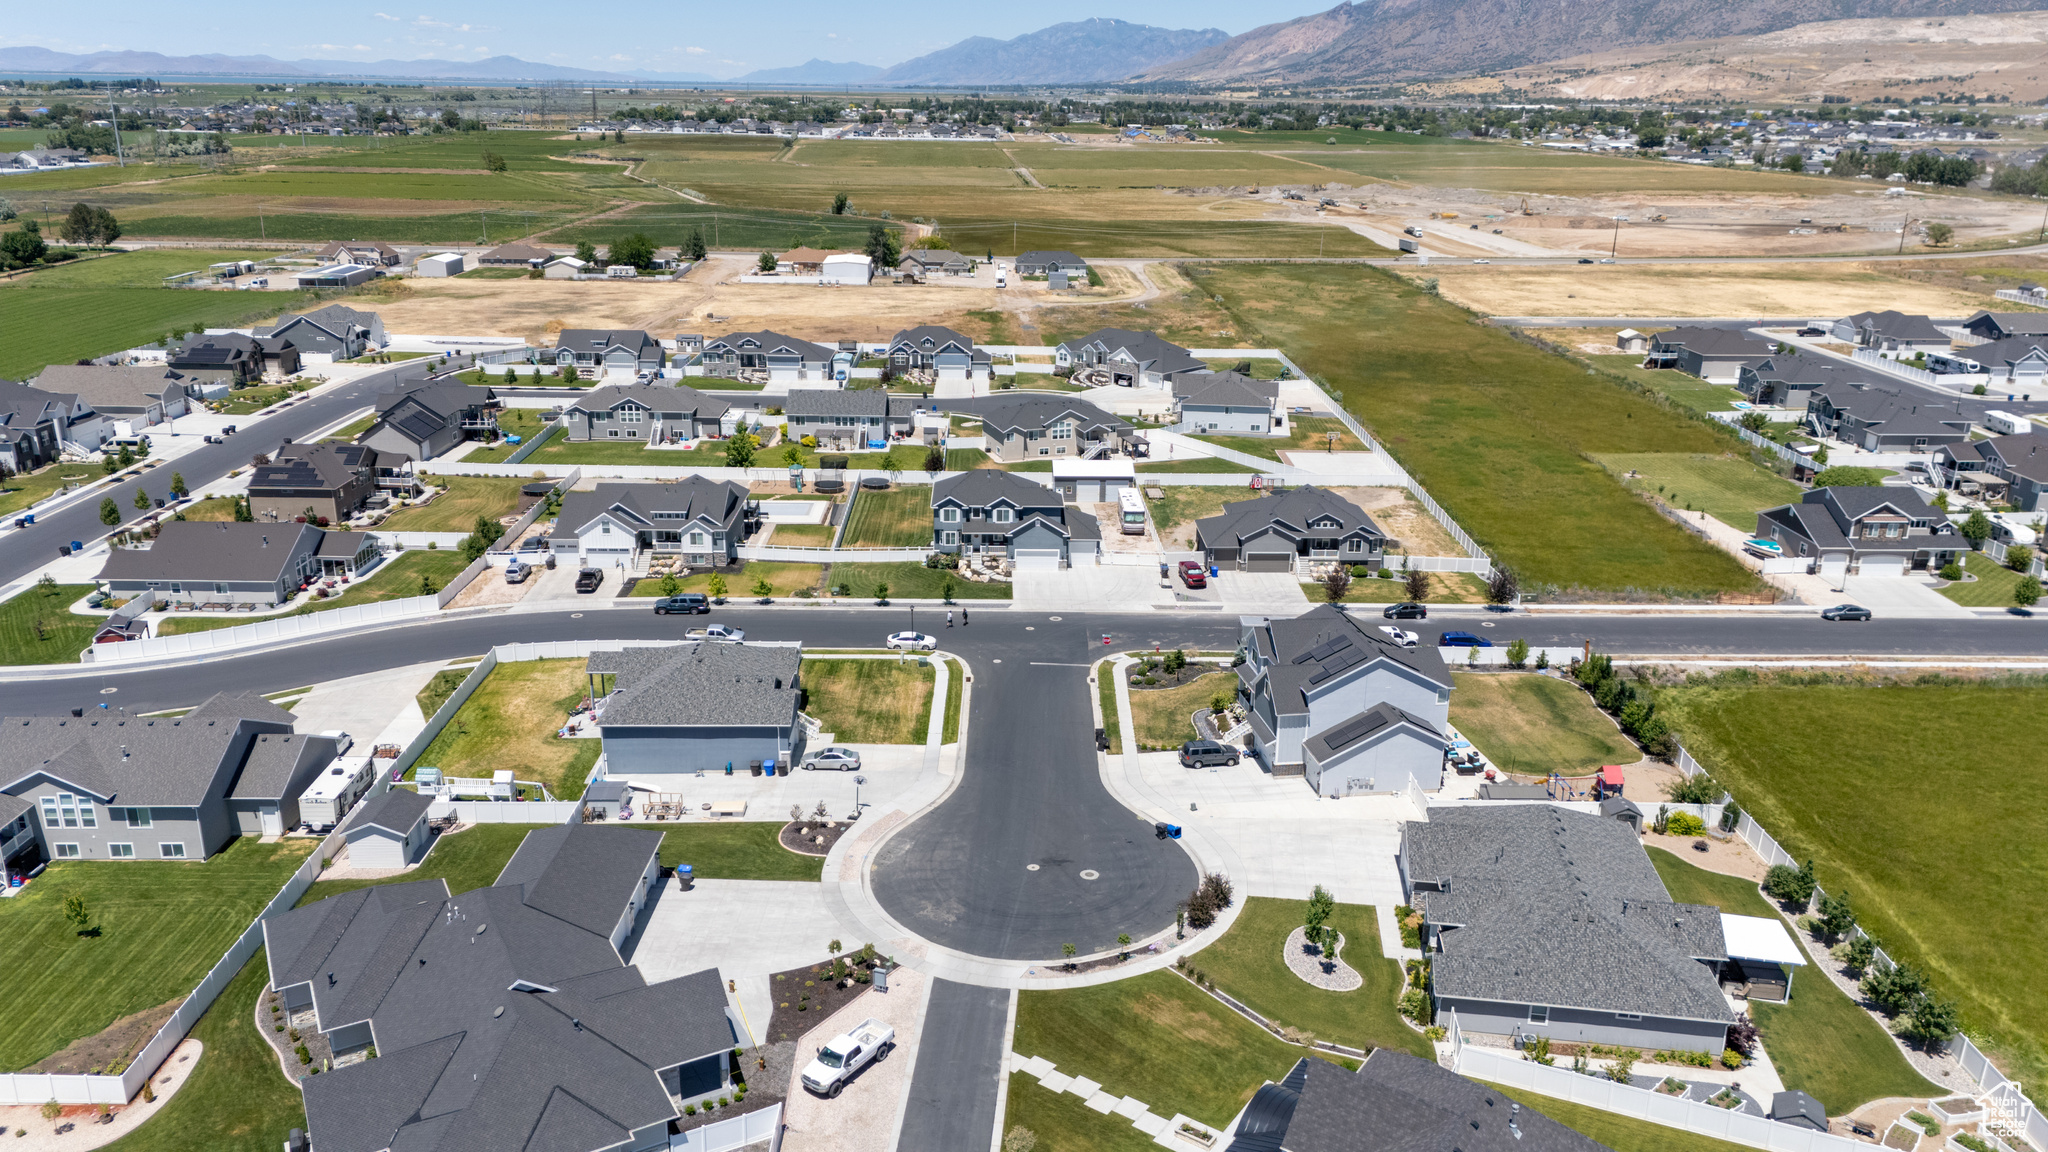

28,998,180,1075
1408,261,1993,318
1329,487,1467,557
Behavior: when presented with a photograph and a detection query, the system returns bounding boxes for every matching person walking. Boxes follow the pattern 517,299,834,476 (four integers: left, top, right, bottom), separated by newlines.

946,609,954,628
961,607,969,626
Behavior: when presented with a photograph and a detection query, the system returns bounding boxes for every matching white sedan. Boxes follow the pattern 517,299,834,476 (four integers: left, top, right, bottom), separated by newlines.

1378,625,1420,648
886,631,938,651
803,746,863,771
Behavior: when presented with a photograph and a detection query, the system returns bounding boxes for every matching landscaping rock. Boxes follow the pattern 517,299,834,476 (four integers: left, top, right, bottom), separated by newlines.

1283,927,1362,992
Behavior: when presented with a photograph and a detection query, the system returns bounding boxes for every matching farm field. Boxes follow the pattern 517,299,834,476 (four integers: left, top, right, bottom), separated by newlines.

1194,263,1761,598
0,274,311,379
1592,452,1802,531
1585,356,1748,416
1415,262,1989,319
1657,674,2048,1088
1448,672,1638,774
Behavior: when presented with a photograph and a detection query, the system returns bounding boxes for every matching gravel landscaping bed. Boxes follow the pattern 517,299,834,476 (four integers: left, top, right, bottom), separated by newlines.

779,817,853,857
1283,928,1362,992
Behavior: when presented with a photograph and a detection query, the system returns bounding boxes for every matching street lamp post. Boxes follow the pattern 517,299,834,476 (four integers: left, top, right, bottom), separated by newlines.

1610,216,1628,259
853,775,866,815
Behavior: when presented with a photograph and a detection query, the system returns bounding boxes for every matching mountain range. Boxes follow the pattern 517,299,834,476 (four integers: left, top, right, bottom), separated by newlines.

1134,0,2048,83
879,18,1229,85
732,59,885,85
0,46,706,84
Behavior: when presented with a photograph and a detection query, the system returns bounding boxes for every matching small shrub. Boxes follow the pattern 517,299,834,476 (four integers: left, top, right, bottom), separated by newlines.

1665,812,1706,837
1399,988,1434,1024
39,1102,60,1122
684,1104,696,1116
1002,1126,1039,1152
1725,1015,1759,1058
1956,1133,1995,1152
1908,1112,1942,1138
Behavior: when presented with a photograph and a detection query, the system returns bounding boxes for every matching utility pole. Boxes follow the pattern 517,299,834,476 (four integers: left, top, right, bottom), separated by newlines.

107,85,126,167
1898,216,1913,255
1611,215,1627,258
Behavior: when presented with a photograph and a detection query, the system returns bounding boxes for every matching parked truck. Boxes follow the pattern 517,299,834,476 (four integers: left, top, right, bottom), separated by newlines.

1398,237,1420,254
800,1018,895,1098
684,624,746,642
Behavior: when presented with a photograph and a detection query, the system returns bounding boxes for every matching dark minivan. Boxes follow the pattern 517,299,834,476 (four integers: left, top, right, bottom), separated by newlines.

653,594,710,615
1180,740,1240,768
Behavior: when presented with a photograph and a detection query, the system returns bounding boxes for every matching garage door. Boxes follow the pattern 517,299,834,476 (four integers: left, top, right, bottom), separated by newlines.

1013,549,1064,571
1072,480,1100,504
1818,556,1849,586
1860,554,1908,577
584,547,631,561
1245,553,1294,573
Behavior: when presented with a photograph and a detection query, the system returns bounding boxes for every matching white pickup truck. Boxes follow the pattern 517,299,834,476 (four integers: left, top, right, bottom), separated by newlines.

799,1018,894,1098
684,624,746,642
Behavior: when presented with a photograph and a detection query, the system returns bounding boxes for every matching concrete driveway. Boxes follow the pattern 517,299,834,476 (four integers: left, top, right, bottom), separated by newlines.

1013,566,1176,612
1211,571,1310,614
1837,575,1975,619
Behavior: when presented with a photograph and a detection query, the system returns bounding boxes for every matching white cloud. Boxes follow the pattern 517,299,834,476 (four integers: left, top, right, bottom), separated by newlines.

609,53,630,61
826,32,837,39
373,11,400,19
685,46,707,55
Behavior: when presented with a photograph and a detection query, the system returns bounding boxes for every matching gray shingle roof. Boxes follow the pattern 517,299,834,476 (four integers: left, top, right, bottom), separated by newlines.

1302,703,1442,763
1,691,294,806
565,383,732,421
494,823,660,937
96,521,318,585
1058,328,1205,376
1844,309,1948,342
588,643,802,729
887,325,988,363
1404,806,1734,1024
937,395,1128,438
28,365,188,411
554,329,660,357
702,330,835,361
1196,488,1382,551
1174,370,1278,409
1249,604,1452,709
1252,1052,1612,1152
784,388,906,418
348,787,433,836
552,477,748,539
374,382,495,421
932,469,1061,509
1651,326,1773,357
228,732,333,802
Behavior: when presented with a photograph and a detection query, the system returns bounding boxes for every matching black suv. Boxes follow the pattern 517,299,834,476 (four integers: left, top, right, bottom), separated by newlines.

574,568,605,594
1383,602,1427,620
654,594,709,615
1180,740,1240,768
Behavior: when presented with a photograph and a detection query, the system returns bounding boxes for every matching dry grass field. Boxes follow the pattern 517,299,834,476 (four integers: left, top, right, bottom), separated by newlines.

1408,261,1994,317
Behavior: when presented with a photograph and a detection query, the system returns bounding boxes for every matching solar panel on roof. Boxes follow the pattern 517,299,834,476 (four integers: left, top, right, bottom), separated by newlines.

1319,710,1390,751
1293,633,1353,664
1305,647,1366,685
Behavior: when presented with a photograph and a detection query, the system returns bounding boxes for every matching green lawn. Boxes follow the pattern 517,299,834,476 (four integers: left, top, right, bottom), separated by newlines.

1194,897,1430,1058
377,476,525,532
298,823,545,906
1658,675,2048,1088
0,582,101,665
802,658,935,744
154,548,471,635
768,522,835,546
1015,970,1308,1129
457,408,550,461
1482,1082,1765,1152
1449,672,1638,775
413,659,600,800
641,823,824,882
1647,848,1935,1112
97,950,307,1152
631,561,824,599
1098,662,1122,755
1128,672,1235,750
1003,1072,1163,1152
841,486,933,548
1593,453,1801,532
1585,356,1746,416
828,561,1011,600
210,385,304,416
0,460,99,518
1938,552,2032,608
524,438,724,466
1194,265,1760,598
939,656,964,744
0,265,314,379
945,448,992,470
0,837,314,1070
320,410,379,443
1192,417,1369,462
1135,457,1260,474
1311,571,1489,604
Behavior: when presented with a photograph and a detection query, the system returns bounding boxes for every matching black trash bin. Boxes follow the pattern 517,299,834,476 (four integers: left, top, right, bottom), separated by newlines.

1095,727,1109,751
749,760,764,777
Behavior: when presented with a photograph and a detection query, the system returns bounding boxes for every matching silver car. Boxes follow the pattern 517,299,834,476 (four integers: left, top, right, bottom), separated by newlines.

803,746,862,771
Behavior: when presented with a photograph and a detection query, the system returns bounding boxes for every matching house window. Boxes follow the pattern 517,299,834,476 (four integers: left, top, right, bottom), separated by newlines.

55,844,79,859
109,843,133,859
126,808,153,827
600,522,612,535
942,530,958,546
78,799,94,828
214,583,227,594
620,407,644,424
940,508,960,524
689,532,706,546
159,843,187,859
1527,1006,1549,1025
992,508,1013,524
1050,422,1071,441
1347,539,1363,552
1615,1012,1641,1021
1039,447,1050,456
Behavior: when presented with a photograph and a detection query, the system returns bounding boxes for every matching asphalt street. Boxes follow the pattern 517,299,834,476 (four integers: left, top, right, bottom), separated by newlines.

895,981,1010,1152
0,359,437,589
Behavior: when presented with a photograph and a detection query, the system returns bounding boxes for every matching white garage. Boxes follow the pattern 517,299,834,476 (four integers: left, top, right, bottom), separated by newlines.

1052,459,1136,505
1857,554,1909,577
342,789,434,870
1013,549,1064,571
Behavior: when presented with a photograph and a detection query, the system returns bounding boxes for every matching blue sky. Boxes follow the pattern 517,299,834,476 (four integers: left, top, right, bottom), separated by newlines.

6,2,1321,77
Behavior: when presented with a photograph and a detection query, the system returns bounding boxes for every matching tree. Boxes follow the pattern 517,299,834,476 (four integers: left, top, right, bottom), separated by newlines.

1817,889,1856,942
872,581,890,604
779,442,804,468
2004,544,2033,572
574,240,598,265
724,428,759,467
1322,565,1351,603
63,892,91,934
864,221,900,268
940,574,955,603
1925,222,1954,246
116,445,134,469
832,191,851,215
233,497,254,522
757,251,777,272
482,150,508,173
132,488,150,511
1844,935,1877,975
2016,575,2042,610
61,201,119,245
924,445,946,474
99,496,121,526
1960,510,1993,550
657,572,681,597
561,364,579,384
1116,932,1132,960
707,572,727,602
36,573,58,597
1162,648,1187,675
1813,444,1829,466
0,198,14,222
606,232,657,270
1486,565,1519,606
419,571,437,595
685,228,707,261
1303,884,1339,963
1404,565,1429,603
1738,411,1770,433
751,574,773,602
169,471,187,498
0,219,47,267
101,453,117,475
1505,638,1529,668
1904,993,1960,1051
1862,960,1931,1016
1061,942,1077,967
1763,858,1817,908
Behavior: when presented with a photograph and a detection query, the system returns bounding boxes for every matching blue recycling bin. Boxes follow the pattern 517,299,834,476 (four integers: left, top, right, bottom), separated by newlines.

1166,824,1183,840
764,758,777,776
675,864,694,890
1209,564,1219,579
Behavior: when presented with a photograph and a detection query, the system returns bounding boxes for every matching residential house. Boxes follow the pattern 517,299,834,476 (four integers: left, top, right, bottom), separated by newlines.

1225,1052,1609,1152
98,520,327,607
477,240,557,266
549,477,751,568
1804,382,1971,451
784,389,914,450
1402,805,1737,1053
884,325,992,384
1734,355,1878,407
563,384,733,444
697,330,836,385
267,824,737,1152
588,642,806,775
1196,487,1386,573
1833,310,1952,355
27,365,193,428
256,303,385,362
311,531,383,578
1645,327,1775,381
246,442,396,524
361,382,499,462
552,330,664,379
1936,430,2048,510
311,240,401,267
1925,336,2048,389
1237,605,1452,794
1755,485,1961,577
541,255,591,279
1054,328,1206,388
1015,250,1089,277
0,382,111,469
293,264,380,290
169,333,297,385
1959,310,2048,343
943,394,1134,463
774,247,842,274
897,249,970,278
1174,371,1284,436
0,691,333,870
340,786,433,869
931,469,1097,568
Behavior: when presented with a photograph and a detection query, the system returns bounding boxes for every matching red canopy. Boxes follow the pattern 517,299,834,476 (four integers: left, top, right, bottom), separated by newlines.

1599,765,1625,787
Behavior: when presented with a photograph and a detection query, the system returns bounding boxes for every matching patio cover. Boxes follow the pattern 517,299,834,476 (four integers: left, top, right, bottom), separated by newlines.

1719,913,1807,966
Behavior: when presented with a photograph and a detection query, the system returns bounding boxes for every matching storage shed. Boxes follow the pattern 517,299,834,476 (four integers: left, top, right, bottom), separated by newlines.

342,788,434,869
415,252,464,277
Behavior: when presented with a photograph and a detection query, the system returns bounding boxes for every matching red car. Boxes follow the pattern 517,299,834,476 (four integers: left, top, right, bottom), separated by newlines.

1178,561,1208,588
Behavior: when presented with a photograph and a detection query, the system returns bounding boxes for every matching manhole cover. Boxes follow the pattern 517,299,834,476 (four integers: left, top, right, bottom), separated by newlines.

1480,622,1495,628
1049,616,1062,621
1026,864,1041,871
570,613,584,619
1025,626,1035,630
1079,869,1100,881
993,659,1002,663
99,687,118,695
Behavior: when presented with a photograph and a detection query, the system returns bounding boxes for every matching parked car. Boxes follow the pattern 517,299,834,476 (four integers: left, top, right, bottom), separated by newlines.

886,631,937,651
503,560,530,584
803,747,863,772
574,568,604,594
1383,602,1428,620
1179,740,1240,768
801,1018,894,1098
654,594,710,615
1378,625,1419,647
518,536,549,552
1472,258,1491,264
684,624,745,641
1820,604,1873,621
1439,630,1493,648
1177,560,1207,588
1577,258,1595,264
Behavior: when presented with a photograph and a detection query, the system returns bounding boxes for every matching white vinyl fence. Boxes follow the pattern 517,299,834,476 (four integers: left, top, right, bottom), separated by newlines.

488,468,580,550
737,545,933,563
1852,347,1939,385
1994,289,2048,308
428,800,582,823
669,1103,782,1151
84,595,441,663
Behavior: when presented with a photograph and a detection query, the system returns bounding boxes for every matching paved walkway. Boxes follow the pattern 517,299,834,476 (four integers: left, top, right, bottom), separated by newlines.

1008,1051,1225,1151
